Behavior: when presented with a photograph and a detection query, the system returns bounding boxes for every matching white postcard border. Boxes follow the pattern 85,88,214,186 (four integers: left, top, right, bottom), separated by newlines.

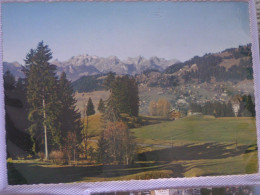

0,0,260,194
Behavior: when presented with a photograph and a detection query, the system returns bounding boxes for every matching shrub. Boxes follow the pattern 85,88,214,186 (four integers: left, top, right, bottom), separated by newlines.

38,152,45,161
133,170,173,180
26,154,33,159
49,150,65,165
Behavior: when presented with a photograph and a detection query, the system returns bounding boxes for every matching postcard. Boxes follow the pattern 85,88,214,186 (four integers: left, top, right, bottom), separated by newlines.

1,0,259,192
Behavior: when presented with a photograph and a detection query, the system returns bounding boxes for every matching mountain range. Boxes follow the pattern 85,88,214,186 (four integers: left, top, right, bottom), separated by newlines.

4,55,179,81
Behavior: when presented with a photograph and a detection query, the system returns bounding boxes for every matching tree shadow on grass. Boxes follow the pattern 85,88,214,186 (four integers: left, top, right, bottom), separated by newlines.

8,143,255,185
137,142,250,161
8,161,183,185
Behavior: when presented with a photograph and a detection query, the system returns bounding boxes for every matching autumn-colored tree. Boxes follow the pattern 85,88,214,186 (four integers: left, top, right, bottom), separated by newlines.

155,98,171,118
149,100,157,116
64,131,78,164
104,121,136,165
163,99,171,118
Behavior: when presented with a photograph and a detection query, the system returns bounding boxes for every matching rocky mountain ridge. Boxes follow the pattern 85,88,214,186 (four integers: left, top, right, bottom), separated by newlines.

4,55,179,81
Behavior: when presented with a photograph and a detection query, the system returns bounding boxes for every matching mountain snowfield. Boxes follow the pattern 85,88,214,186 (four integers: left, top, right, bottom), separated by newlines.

4,54,179,81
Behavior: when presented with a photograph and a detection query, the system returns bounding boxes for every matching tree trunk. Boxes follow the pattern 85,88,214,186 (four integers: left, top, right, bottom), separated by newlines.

43,97,49,160
82,104,87,159
85,115,88,159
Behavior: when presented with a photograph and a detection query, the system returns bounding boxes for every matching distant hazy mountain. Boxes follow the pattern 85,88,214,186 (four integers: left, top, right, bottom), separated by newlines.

52,54,179,80
3,54,179,81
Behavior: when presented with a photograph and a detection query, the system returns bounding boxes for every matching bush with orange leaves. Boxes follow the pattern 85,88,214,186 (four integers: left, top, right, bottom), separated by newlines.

103,121,136,165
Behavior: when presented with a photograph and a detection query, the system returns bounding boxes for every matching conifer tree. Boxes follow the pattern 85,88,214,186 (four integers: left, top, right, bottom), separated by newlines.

82,97,95,158
86,97,95,116
226,101,234,117
103,72,115,90
128,77,139,117
96,131,109,164
98,98,105,113
58,72,82,146
104,95,121,122
23,41,61,159
246,95,255,116
109,76,139,117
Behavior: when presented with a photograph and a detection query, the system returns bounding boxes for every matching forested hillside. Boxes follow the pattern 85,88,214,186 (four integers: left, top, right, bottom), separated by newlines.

72,74,105,92
165,44,253,83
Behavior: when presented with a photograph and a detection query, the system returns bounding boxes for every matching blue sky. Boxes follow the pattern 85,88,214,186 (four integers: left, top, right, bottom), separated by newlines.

2,2,251,63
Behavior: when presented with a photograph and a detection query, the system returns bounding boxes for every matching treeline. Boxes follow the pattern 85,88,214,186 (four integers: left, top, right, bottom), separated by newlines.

4,71,32,157
4,42,82,163
104,72,139,117
232,44,252,59
5,42,139,166
236,95,255,117
190,94,255,117
92,73,139,165
182,58,253,83
72,75,104,93
190,102,234,117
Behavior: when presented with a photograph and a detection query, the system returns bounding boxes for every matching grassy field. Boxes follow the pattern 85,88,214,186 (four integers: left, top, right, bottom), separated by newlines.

83,113,104,137
8,115,258,184
132,116,257,145
75,91,109,115
8,150,257,184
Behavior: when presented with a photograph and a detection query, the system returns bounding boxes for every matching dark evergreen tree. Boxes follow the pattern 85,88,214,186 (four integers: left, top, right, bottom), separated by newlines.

245,95,255,116
86,97,95,116
96,131,109,164
23,41,61,159
72,74,104,93
104,95,121,122
110,76,139,117
97,98,105,113
242,95,256,117
103,72,115,90
128,77,139,117
58,72,82,147
111,76,130,115
226,101,234,117
191,101,235,117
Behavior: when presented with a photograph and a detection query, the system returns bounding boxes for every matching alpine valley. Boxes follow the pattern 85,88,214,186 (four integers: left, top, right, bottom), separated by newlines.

5,43,258,184
4,44,254,115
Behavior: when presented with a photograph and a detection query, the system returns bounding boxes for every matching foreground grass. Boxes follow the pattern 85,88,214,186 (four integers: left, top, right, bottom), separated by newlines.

8,147,258,185
182,151,258,177
8,116,258,184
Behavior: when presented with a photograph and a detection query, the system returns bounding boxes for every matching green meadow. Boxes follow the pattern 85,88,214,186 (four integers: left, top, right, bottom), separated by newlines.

8,115,258,184
132,116,257,145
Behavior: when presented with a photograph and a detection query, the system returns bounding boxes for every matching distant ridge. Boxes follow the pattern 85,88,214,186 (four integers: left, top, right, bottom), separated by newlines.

4,55,179,81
